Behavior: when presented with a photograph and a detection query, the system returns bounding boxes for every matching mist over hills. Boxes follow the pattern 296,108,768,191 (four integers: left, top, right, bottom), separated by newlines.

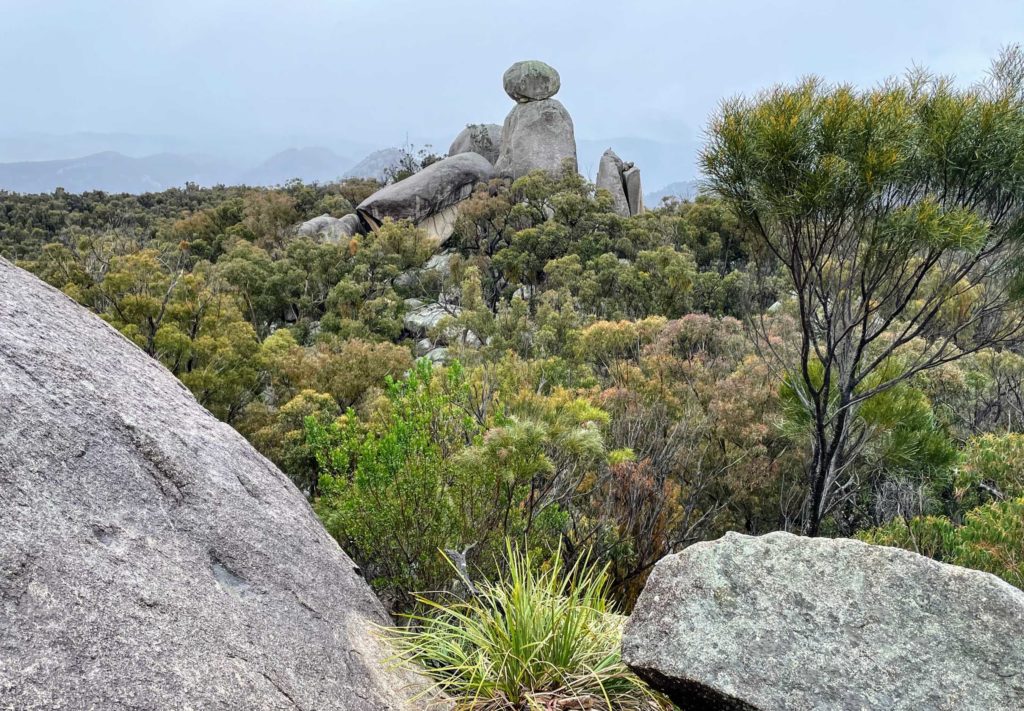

0,132,699,197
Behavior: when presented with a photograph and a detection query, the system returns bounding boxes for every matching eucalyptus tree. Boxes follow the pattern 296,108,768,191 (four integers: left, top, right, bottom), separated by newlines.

703,48,1024,535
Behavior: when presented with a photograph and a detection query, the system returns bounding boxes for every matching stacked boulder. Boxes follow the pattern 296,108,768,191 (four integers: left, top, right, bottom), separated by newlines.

494,60,577,179
304,61,614,255
596,148,643,217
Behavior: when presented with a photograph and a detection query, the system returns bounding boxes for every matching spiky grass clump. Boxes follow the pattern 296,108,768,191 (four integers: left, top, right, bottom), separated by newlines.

386,546,668,710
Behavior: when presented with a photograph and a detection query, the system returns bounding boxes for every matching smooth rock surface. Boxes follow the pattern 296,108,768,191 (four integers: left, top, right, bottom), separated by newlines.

403,298,460,334
448,123,502,165
596,149,630,217
494,99,577,180
623,531,1024,711
623,165,644,216
0,259,438,710
357,152,493,238
502,60,561,102
298,212,364,242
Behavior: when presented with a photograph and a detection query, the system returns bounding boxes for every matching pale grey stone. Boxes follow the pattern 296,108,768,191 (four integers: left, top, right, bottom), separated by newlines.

403,300,460,335
449,124,502,165
0,258,440,710
494,99,577,180
622,531,1024,711
424,347,449,363
297,212,364,243
357,153,493,228
623,165,644,216
596,149,629,217
502,60,561,102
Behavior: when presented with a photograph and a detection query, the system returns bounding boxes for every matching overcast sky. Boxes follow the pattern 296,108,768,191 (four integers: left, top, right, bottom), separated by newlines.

3,0,1023,150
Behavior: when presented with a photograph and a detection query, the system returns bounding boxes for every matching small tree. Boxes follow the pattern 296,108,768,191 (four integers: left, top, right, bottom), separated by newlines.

703,48,1024,534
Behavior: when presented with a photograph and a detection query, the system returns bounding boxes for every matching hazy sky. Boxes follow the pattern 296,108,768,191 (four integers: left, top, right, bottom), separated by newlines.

3,0,1024,149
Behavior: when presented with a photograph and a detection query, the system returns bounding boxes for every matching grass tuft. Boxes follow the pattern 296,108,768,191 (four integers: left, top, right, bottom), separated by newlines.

386,544,670,710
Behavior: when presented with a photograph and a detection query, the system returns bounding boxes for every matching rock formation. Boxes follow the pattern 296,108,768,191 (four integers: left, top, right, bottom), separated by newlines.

596,148,643,217
502,60,561,102
448,123,502,165
596,149,630,216
622,531,1024,711
0,258,439,710
495,61,577,179
357,152,494,245
297,212,364,243
623,164,644,215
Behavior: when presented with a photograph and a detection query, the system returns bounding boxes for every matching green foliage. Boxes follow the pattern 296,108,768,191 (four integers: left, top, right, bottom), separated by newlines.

857,498,1024,589
386,544,669,710
704,49,1024,535
955,433,1024,509
7,49,1024,619
309,360,496,607
856,515,955,560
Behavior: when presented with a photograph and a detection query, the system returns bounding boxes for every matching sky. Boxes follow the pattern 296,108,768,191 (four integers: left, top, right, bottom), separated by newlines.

2,0,1024,160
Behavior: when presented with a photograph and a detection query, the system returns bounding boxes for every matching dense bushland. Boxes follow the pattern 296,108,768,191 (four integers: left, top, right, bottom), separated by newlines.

5,53,1024,619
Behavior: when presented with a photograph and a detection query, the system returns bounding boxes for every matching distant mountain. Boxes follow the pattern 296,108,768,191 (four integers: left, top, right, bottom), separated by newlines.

343,148,404,181
0,151,236,194
239,147,352,186
0,135,700,196
644,180,700,207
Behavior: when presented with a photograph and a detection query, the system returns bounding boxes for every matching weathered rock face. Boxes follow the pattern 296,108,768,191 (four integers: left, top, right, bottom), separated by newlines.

495,98,577,180
448,123,502,165
0,259,438,710
297,212,364,243
623,166,644,216
502,60,561,102
622,531,1024,711
403,298,461,335
357,152,494,245
595,148,643,217
596,149,630,217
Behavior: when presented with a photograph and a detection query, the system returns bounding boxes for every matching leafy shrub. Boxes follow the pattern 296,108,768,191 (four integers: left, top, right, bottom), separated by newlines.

857,498,1024,589
387,545,669,710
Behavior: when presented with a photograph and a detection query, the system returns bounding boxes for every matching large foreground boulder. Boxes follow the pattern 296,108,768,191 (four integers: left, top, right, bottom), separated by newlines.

0,259,437,709
448,123,502,165
495,98,577,180
357,152,494,245
623,531,1024,711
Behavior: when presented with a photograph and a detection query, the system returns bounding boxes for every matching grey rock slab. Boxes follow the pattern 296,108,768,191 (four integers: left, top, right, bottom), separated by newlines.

403,300,460,335
297,212,364,243
622,531,1024,711
502,60,561,102
0,258,440,710
357,152,493,231
448,123,502,165
494,99,577,180
623,165,644,216
595,148,630,217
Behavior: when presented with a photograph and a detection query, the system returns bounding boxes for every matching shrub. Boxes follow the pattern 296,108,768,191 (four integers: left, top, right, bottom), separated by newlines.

386,545,669,710
857,498,1024,589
